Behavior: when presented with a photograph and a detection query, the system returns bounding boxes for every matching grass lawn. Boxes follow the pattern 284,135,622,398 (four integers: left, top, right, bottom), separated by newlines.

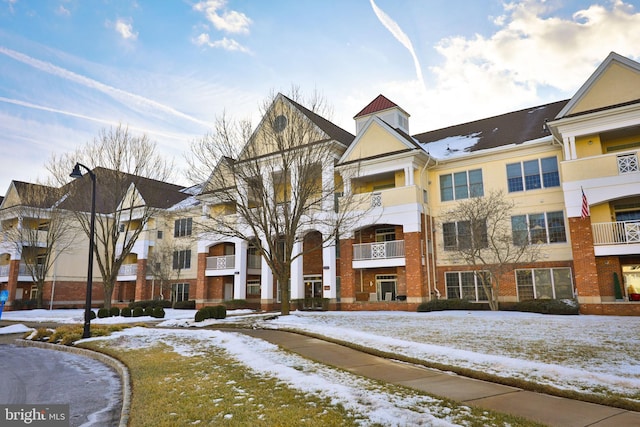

72,326,544,427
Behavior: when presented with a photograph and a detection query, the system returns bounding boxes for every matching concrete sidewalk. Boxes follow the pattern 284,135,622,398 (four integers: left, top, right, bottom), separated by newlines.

238,329,640,427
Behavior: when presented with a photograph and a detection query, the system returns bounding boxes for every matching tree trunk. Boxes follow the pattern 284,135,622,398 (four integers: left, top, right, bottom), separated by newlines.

102,281,114,310
36,281,44,309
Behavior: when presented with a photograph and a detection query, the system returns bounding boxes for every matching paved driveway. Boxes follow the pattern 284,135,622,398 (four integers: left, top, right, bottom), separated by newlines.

0,342,122,426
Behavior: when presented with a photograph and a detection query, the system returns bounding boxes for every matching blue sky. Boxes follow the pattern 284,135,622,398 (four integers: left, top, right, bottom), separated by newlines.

1,0,640,191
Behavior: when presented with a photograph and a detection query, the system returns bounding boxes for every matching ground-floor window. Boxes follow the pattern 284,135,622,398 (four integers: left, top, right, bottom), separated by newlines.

445,271,489,301
376,274,397,301
247,279,260,296
171,283,189,302
516,268,573,300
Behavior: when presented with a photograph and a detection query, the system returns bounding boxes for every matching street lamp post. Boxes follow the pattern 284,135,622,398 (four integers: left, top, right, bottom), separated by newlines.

70,163,96,339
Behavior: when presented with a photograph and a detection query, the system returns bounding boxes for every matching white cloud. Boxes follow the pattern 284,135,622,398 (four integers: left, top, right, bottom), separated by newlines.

193,33,251,54
193,0,251,34
113,17,138,41
56,5,70,17
369,0,640,132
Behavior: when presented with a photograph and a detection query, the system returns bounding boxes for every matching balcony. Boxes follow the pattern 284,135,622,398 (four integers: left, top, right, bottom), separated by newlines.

592,220,640,256
206,255,235,270
0,263,43,279
117,263,138,279
562,150,640,182
348,186,422,211
353,240,405,268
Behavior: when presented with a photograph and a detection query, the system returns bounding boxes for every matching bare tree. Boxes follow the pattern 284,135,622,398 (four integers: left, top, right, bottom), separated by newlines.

147,236,191,301
441,190,541,310
2,182,78,308
47,125,175,309
187,89,365,315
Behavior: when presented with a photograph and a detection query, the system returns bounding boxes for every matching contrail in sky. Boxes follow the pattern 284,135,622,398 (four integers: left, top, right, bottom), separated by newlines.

0,46,214,129
369,0,425,89
0,96,199,141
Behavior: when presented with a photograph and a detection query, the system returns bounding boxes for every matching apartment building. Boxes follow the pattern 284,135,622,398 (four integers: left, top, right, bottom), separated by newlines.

1,52,639,315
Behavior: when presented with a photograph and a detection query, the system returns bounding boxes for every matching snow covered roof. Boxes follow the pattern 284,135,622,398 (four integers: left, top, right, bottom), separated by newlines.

413,100,568,159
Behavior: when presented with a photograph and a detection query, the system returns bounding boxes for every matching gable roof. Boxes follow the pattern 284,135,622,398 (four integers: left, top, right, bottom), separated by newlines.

556,52,640,119
338,116,424,165
2,181,61,209
354,94,401,118
283,94,355,146
58,167,189,213
413,100,568,158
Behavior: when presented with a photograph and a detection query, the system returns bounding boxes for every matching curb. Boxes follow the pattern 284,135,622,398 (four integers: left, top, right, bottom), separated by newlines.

15,339,131,427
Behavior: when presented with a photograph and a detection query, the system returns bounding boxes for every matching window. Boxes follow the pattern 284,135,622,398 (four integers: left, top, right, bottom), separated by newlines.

445,271,489,301
376,228,396,242
247,280,261,296
511,211,567,245
507,157,559,192
443,220,487,251
440,169,483,201
171,283,189,302
173,250,191,270
174,218,192,237
516,268,573,300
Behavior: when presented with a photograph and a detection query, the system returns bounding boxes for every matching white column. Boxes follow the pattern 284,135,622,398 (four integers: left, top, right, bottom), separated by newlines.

322,162,335,211
234,239,247,300
260,251,274,300
569,136,577,160
290,240,304,300
404,166,414,186
322,242,337,299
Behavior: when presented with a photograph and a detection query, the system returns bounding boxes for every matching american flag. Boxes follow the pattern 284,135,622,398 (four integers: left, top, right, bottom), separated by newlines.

581,188,590,219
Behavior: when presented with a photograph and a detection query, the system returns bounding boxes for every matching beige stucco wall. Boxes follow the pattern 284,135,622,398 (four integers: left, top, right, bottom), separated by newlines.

342,122,409,163
571,62,640,114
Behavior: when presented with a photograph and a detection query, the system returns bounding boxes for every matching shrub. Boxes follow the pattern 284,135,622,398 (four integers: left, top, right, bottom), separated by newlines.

132,306,144,317
129,299,172,309
504,299,579,315
173,300,196,309
89,310,97,320
121,307,132,317
417,299,487,312
224,299,248,309
97,307,111,318
152,307,165,319
212,305,227,319
110,307,120,317
203,306,217,318
144,306,155,317
194,309,207,322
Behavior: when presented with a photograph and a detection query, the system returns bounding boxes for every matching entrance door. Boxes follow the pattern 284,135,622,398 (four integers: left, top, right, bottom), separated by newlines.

376,275,397,301
304,276,323,309
224,281,234,301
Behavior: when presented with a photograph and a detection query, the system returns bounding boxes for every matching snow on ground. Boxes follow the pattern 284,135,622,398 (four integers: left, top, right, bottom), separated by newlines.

3,308,640,405
86,326,464,426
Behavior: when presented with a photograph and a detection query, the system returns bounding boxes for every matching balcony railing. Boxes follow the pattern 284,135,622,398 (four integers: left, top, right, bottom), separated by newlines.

0,263,44,277
118,263,138,276
592,221,640,245
206,255,235,270
617,153,639,174
353,240,405,260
